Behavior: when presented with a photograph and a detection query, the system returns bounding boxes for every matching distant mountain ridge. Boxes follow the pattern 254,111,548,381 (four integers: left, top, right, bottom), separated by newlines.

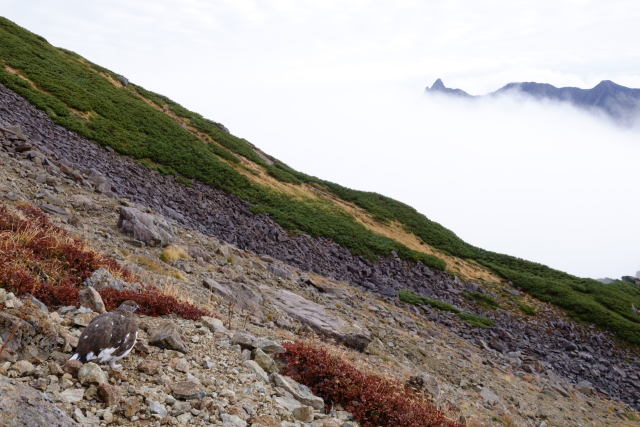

425,78,640,125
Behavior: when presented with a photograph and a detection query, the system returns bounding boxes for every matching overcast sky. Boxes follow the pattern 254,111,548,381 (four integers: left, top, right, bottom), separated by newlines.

2,1,640,278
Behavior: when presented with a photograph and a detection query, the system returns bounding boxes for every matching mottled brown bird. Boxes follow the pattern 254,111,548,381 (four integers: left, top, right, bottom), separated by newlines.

69,300,139,369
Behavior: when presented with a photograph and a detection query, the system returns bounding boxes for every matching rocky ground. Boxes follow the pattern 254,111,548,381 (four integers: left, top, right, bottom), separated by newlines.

0,83,640,426
1,83,639,412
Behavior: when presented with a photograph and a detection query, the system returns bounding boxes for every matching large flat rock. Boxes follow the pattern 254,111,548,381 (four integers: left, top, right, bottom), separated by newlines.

265,288,370,351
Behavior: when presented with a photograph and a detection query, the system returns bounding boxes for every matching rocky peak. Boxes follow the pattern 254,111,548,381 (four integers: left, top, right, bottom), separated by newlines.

431,78,446,90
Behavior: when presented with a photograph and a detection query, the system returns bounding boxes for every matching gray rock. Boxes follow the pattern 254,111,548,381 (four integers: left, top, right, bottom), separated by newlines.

39,203,69,216
202,278,264,315
117,75,129,87
265,289,371,351
270,373,324,410
84,268,139,292
292,405,314,422
0,376,78,426
78,287,106,313
406,372,441,399
117,206,174,247
59,388,86,403
268,263,296,279
243,360,269,382
170,381,205,400
221,413,247,426
480,387,499,406
148,322,188,353
200,316,228,334
274,395,301,412
253,348,277,374
78,362,108,385
12,360,35,376
148,400,168,418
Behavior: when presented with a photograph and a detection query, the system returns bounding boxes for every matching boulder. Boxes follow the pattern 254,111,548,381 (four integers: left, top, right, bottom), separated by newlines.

78,287,106,313
117,206,174,247
97,383,121,406
170,381,205,400
230,332,285,354
148,322,187,353
59,388,85,403
0,306,59,362
148,400,168,418
200,316,228,334
270,373,324,410
83,268,141,293
253,348,277,374
78,362,108,385
268,263,295,280
292,405,314,422
243,360,269,382
406,372,441,399
265,289,371,351
202,278,264,315
0,376,77,426
11,360,35,376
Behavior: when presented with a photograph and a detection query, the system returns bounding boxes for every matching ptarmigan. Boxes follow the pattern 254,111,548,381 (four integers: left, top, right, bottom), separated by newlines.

69,300,139,369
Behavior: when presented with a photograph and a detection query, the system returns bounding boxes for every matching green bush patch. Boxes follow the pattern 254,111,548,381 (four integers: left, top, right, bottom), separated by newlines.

518,303,536,316
457,312,496,329
463,291,500,309
398,289,460,313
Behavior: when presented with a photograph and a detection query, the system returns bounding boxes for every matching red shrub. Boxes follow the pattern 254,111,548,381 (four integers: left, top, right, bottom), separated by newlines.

99,287,207,320
0,203,208,320
282,341,463,427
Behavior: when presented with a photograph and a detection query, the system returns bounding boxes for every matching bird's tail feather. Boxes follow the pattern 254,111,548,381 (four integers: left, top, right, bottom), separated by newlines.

69,353,85,362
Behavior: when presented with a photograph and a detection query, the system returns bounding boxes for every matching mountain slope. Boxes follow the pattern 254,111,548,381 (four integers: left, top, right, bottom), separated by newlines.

426,78,640,125
1,16,640,347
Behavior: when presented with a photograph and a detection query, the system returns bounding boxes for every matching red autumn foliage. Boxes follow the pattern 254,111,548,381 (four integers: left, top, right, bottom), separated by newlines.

281,341,464,427
0,203,207,320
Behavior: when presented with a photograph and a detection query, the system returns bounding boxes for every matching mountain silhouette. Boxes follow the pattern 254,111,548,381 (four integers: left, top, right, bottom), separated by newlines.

426,78,640,125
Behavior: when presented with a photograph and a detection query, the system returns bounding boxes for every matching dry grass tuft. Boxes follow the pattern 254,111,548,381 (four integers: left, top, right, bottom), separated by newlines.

130,254,187,280
160,244,190,263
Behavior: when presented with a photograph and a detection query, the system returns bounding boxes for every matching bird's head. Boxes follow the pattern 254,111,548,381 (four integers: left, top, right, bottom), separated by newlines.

117,300,140,313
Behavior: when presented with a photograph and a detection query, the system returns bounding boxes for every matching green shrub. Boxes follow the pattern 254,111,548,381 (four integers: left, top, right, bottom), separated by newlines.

457,312,496,329
398,289,460,313
464,291,500,309
518,303,536,316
